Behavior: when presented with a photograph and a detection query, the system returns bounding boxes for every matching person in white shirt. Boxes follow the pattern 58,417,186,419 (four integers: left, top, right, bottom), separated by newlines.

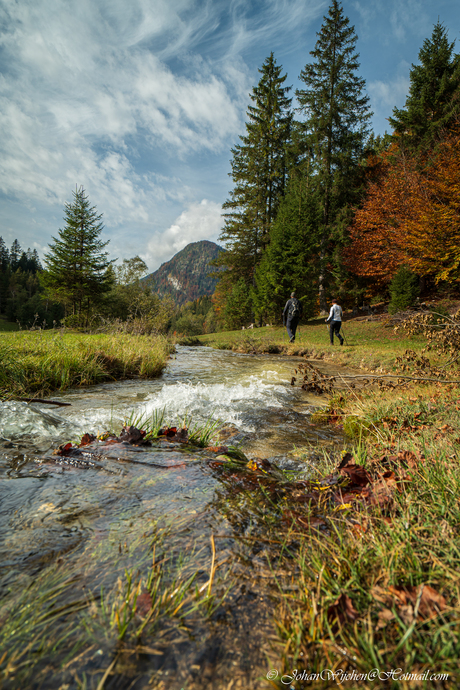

325,298,344,345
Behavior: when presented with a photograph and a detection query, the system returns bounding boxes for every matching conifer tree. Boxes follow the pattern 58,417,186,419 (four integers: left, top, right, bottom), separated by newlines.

389,21,460,149
253,174,321,322
215,53,292,324
43,187,113,323
296,0,371,311
10,240,22,270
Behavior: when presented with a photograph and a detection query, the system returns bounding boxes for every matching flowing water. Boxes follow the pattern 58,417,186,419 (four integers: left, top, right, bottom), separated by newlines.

0,346,344,690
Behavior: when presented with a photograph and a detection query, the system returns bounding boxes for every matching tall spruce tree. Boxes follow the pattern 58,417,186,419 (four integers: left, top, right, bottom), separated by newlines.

253,174,321,322
43,187,113,324
215,53,292,325
296,0,371,312
389,21,460,150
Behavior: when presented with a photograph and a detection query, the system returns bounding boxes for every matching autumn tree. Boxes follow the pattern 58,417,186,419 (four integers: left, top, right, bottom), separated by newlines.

345,145,417,287
296,0,372,311
43,187,114,324
346,128,460,288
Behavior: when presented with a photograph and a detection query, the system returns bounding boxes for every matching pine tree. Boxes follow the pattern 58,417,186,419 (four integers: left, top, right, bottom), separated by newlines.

10,240,22,270
0,237,9,272
389,22,460,149
43,187,114,324
253,174,321,322
215,53,292,322
296,0,372,311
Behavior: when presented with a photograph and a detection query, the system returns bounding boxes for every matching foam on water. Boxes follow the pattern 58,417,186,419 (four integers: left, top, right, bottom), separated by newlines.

140,375,292,431
0,401,78,445
0,350,300,446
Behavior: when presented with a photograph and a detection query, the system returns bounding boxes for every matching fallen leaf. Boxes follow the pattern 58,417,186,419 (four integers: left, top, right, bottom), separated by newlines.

373,584,446,623
136,591,152,617
119,426,147,445
376,608,395,630
327,593,359,627
337,452,354,470
52,442,74,456
79,433,96,447
340,464,372,487
397,450,419,468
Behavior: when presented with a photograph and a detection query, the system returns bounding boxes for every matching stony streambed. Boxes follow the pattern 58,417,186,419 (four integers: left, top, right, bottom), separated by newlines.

0,346,346,690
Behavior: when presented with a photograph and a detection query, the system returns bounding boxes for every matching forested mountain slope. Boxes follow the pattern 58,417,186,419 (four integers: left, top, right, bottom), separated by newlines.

143,240,224,306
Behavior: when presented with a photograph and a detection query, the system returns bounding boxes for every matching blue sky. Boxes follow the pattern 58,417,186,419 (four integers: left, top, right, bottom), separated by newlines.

0,0,459,272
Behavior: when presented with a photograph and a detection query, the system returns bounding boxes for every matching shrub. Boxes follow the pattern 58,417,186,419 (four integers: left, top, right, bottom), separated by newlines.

388,266,419,314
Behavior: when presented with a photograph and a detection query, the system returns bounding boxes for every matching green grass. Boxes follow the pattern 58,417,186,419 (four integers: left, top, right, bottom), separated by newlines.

0,316,19,332
199,316,429,371
0,330,174,398
267,380,460,688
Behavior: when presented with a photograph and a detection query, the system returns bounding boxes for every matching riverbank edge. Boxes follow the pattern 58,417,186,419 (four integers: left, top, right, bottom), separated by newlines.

178,330,460,683
262,358,460,685
178,319,427,374
0,331,175,399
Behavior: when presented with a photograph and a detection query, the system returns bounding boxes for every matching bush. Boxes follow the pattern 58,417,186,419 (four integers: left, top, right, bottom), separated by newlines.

388,266,419,314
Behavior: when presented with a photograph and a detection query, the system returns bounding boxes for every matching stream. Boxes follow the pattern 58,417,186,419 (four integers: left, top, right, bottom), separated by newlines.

0,346,345,690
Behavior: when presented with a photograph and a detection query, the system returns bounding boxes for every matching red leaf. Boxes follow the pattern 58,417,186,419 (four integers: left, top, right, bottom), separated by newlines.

79,433,96,447
340,464,372,487
136,591,152,617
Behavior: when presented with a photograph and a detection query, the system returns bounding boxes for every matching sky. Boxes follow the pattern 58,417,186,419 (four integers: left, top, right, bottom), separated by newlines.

0,0,459,273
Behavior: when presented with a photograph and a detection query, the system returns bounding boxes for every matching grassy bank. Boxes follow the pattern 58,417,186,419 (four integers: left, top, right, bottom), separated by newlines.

191,317,460,685
195,316,429,372
0,330,173,398
265,373,460,687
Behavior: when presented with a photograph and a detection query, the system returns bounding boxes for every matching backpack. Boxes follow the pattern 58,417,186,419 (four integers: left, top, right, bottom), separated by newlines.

288,299,300,319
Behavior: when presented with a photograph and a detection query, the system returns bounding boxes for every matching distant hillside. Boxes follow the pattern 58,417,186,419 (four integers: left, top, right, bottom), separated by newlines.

144,240,224,306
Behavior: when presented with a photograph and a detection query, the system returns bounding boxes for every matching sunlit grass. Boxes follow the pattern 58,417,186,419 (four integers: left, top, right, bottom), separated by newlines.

267,381,460,687
0,330,174,398
199,318,430,371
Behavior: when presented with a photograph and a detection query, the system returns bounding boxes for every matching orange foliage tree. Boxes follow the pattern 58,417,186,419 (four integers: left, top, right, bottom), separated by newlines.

345,129,460,288
405,131,460,282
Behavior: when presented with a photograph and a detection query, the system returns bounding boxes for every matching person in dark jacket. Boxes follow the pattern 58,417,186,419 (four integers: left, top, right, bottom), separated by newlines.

325,298,344,345
283,292,302,342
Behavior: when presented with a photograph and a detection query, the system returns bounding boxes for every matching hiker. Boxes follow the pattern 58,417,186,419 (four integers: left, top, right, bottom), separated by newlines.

283,292,302,343
326,298,344,345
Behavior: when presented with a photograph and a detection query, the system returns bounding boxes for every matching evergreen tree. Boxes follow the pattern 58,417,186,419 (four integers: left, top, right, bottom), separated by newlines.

43,187,114,324
0,238,10,314
388,266,420,314
296,0,372,311
389,22,460,149
253,174,321,322
10,239,21,270
0,237,9,272
215,53,292,312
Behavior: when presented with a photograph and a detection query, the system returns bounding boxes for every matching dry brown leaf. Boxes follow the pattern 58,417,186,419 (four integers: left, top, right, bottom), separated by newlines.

136,591,153,617
327,593,360,627
376,608,396,630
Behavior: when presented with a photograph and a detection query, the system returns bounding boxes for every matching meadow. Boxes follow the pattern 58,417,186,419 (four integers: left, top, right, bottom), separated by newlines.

195,314,428,370
0,330,173,398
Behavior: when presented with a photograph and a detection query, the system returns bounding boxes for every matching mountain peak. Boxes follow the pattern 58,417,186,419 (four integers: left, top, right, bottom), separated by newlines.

144,240,224,305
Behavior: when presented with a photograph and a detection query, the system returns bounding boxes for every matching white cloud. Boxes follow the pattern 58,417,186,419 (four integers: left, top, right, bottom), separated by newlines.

143,199,223,269
368,71,410,114
0,0,249,227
